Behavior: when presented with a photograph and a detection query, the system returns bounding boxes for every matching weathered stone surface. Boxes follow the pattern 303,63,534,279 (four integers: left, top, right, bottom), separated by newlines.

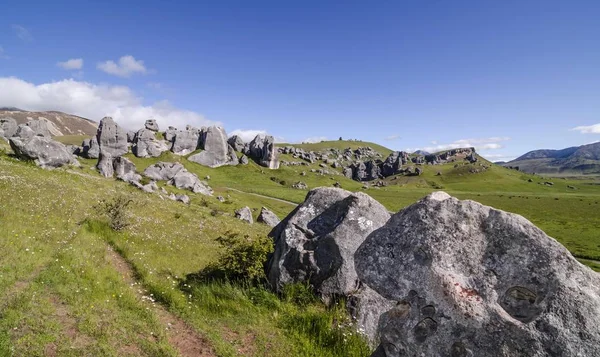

81,137,100,159
143,162,185,181
15,125,35,140
25,119,51,137
171,129,200,155
239,155,249,165
113,156,141,183
145,119,159,131
267,188,392,341
356,191,600,357
292,181,308,190
188,126,238,167
169,170,213,196
227,135,246,152
248,134,279,169
381,151,409,177
132,128,169,158
126,131,136,143
235,206,253,224
0,117,18,138
9,136,77,169
97,153,114,178
164,126,178,142
168,193,190,204
97,117,128,156
257,207,280,227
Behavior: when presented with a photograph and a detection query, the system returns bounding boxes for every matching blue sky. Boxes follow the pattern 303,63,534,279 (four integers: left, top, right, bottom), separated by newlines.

1,0,599,161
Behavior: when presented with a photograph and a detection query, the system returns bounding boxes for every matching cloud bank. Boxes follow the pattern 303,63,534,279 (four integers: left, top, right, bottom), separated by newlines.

407,137,511,153
0,76,216,131
97,55,147,77
571,123,600,134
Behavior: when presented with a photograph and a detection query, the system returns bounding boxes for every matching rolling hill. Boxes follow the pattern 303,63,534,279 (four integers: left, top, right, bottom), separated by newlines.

0,108,98,136
505,141,600,175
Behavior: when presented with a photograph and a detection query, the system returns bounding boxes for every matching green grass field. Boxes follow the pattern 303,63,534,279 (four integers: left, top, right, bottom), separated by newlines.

1,139,599,356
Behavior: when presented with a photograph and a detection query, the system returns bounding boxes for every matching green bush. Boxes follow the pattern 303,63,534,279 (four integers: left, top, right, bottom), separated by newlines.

94,195,133,231
203,231,273,282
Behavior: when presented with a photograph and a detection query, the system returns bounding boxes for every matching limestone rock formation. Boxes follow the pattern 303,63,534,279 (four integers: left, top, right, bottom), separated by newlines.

132,128,170,158
25,119,51,138
81,137,100,159
113,156,141,183
227,135,246,152
164,126,178,142
239,155,249,165
97,153,114,178
171,128,200,155
257,207,280,227
169,170,213,196
248,135,279,169
9,135,77,169
266,188,393,341
143,162,185,181
356,191,600,357
188,126,238,167
97,117,128,157
145,119,159,132
235,206,253,224
0,117,18,138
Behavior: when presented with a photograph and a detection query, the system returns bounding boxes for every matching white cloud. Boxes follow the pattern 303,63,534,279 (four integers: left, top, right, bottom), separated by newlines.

407,137,510,153
230,129,268,142
384,134,400,141
57,58,83,70
12,25,33,42
571,123,600,134
97,55,147,77
301,136,328,144
0,76,216,131
480,153,516,162
0,46,8,59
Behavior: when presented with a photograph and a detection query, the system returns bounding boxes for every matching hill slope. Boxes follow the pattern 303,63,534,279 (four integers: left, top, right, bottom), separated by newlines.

0,109,98,136
506,142,600,175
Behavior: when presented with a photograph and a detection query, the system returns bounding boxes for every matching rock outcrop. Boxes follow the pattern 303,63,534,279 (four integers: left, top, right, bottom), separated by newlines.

9,135,77,169
188,126,238,167
356,191,600,357
257,207,280,227
97,117,128,157
113,156,141,183
227,135,246,152
145,119,159,131
247,135,279,169
143,162,185,181
171,128,201,155
132,128,169,158
0,117,18,138
81,137,100,159
97,153,114,178
25,119,52,138
143,162,212,196
266,187,393,341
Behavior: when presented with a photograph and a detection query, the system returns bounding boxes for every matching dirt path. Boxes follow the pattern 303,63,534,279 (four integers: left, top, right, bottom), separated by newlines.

224,187,298,206
105,245,215,357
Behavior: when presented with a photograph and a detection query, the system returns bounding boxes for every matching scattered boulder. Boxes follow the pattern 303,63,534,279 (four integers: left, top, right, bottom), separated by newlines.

235,206,253,224
169,170,213,196
0,117,18,138
97,117,128,157
216,196,226,203
257,207,280,227
292,181,308,190
171,128,201,155
248,135,279,169
168,193,190,204
227,135,246,152
15,125,35,141
145,119,159,132
239,155,249,165
25,119,51,138
164,126,178,142
81,137,100,159
126,131,136,143
113,156,141,183
266,187,393,341
188,126,238,167
143,162,185,181
356,192,600,357
9,135,77,169
97,153,114,178
132,128,170,158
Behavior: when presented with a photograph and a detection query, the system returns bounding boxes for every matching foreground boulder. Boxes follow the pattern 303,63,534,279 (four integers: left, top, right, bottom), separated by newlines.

9,136,77,169
356,192,600,357
0,117,18,138
25,119,52,137
81,137,100,159
188,126,238,167
113,157,141,183
247,135,279,169
235,206,253,224
267,187,392,341
257,207,280,227
97,117,128,156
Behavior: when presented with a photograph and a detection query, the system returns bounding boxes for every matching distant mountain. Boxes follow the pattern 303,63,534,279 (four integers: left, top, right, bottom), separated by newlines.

0,109,97,136
505,142,600,175
414,150,430,156
494,161,507,165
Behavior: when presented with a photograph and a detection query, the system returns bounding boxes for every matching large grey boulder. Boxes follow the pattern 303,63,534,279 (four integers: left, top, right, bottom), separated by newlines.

164,126,178,142
9,136,77,169
171,129,200,155
25,119,51,138
113,156,141,183
97,153,114,178
15,125,35,141
356,192,600,357
188,126,238,167
227,135,246,152
132,128,169,158
235,206,253,224
81,137,100,159
169,170,213,196
0,118,18,138
380,151,409,177
97,117,128,157
143,162,185,181
126,130,136,143
257,207,280,227
248,134,279,169
145,119,159,132
266,187,392,341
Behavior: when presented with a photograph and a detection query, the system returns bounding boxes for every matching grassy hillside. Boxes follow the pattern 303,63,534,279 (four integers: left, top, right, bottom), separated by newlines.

281,140,394,157
2,139,600,356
